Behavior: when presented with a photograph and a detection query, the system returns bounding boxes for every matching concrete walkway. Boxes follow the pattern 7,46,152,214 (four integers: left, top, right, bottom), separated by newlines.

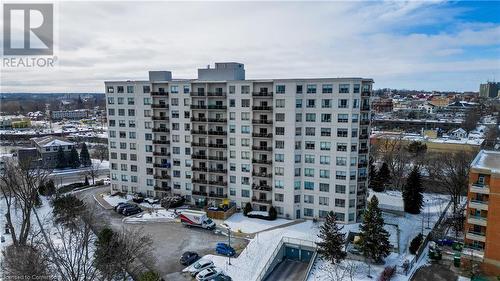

93,192,114,210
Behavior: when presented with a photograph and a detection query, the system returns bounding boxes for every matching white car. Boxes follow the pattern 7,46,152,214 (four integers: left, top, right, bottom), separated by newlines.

103,178,111,185
196,267,223,281
188,259,214,276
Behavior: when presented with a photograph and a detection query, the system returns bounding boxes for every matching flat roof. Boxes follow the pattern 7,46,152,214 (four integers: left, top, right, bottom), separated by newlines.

471,150,500,175
105,77,374,83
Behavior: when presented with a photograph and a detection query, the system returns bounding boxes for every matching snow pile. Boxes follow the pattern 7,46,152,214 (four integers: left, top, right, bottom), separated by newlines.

123,209,177,224
223,213,291,234
102,194,133,207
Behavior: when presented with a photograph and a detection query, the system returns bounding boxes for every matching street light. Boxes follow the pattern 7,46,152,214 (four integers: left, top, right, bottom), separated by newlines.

221,223,232,265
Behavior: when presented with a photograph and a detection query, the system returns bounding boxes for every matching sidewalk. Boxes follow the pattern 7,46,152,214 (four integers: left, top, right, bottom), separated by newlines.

93,192,114,210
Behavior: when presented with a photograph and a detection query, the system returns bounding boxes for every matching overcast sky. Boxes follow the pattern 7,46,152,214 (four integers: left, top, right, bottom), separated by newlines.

1,1,499,93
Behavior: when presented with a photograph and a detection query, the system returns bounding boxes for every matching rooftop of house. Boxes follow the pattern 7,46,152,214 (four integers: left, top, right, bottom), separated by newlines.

471,150,500,175
31,136,74,148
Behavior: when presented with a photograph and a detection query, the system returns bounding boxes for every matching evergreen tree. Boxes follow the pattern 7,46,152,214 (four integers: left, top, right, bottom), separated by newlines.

409,233,423,254
269,206,277,220
243,202,252,216
377,162,391,190
84,176,89,186
68,146,80,168
315,211,346,264
403,166,424,214
56,146,67,169
369,157,378,189
359,196,391,263
79,143,91,167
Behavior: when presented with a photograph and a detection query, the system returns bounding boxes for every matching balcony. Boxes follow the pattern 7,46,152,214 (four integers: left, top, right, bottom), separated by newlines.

252,171,272,178
252,183,272,191
208,143,227,149
361,105,370,111
191,130,208,135
361,91,371,97
252,132,273,138
192,178,209,184
153,152,170,157
252,119,273,125
152,116,168,121
191,154,208,160
469,199,488,211
359,148,369,154
191,142,207,147
152,140,169,145
359,134,369,140
152,104,169,109
466,231,486,243
152,127,170,133
358,176,368,182
191,105,207,110
252,146,273,152
252,92,273,97
153,163,170,169
207,118,227,123
358,161,368,168
208,168,227,174
252,158,272,165
252,106,273,111
207,130,227,136
209,180,227,187
252,197,272,204
192,190,208,196
360,120,370,125
470,183,490,194
208,193,227,199
190,92,206,97
154,174,171,180
191,117,207,122
468,216,487,227
154,185,171,191
207,105,227,110
151,91,168,96
208,156,227,161
207,92,226,97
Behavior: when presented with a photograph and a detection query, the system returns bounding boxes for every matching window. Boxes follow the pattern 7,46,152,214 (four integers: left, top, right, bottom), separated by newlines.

353,84,360,93
241,85,250,94
337,128,348,137
275,193,284,202
320,170,330,179
117,86,124,93
295,113,302,122
338,99,348,108
241,190,250,198
275,113,285,122
306,84,316,94
241,138,250,146
305,155,315,164
336,157,347,166
337,143,347,151
320,156,330,164
335,184,346,194
276,127,285,135
319,197,329,206
335,199,345,207
184,85,190,93
322,84,333,93
128,109,135,116
352,114,359,123
241,99,250,107
127,97,134,105
320,128,331,136
276,99,285,108
321,114,331,122
143,98,151,105
305,127,315,136
320,142,331,151
322,99,332,108
306,99,316,108
338,114,349,123
304,181,314,190
170,85,179,93
275,154,284,162
241,112,250,120
275,167,284,176
229,99,235,107
276,85,285,94
304,168,314,177
107,86,114,93
275,140,284,149
304,195,314,204
304,208,314,217
336,171,347,180
241,125,250,134
305,141,315,150
296,99,302,108
117,97,124,104
143,86,150,93
320,183,330,192
295,127,302,136
296,85,303,94
339,84,350,93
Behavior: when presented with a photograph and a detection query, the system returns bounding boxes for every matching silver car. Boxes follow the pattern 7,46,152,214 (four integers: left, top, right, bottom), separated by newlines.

196,267,223,281
188,259,214,276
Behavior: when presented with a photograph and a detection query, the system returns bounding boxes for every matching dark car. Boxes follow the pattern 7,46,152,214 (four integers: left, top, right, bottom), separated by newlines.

116,203,133,213
215,243,235,257
209,274,232,281
122,206,142,216
180,251,200,266
132,193,145,203
161,196,185,209
114,202,127,211
121,205,141,215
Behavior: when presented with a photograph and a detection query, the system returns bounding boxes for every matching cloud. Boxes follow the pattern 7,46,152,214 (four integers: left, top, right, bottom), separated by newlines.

1,1,499,92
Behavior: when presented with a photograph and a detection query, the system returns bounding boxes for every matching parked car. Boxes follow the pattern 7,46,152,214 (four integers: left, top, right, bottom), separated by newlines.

215,243,235,257
121,205,142,216
161,196,185,208
132,193,144,203
115,203,133,213
103,178,111,185
209,274,232,281
196,267,223,281
180,251,200,266
188,259,214,276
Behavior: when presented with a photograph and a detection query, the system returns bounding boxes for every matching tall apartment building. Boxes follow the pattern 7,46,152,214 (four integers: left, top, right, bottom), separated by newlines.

479,82,500,98
464,150,500,275
104,62,372,223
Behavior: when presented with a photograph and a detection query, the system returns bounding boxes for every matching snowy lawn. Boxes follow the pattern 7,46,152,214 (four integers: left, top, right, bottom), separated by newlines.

102,193,133,207
223,213,292,234
123,209,177,223
139,201,163,209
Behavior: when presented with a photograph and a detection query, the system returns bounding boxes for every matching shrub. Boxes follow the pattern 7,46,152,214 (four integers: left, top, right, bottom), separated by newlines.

409,233,424,255
139,271,161,281
243,202,252,216
38,179,56,196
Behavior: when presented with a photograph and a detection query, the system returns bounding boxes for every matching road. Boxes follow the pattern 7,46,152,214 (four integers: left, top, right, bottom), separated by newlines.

76,186,248,281
49,168,109,186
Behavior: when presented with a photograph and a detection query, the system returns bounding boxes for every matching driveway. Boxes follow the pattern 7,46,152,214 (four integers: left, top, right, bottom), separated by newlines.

77,186,248,281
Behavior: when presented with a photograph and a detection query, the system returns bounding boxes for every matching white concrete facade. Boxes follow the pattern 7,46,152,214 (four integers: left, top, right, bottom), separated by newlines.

105,63,372,223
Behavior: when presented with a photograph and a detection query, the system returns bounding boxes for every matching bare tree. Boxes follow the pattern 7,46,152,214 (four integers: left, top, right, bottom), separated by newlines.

1,244,53,280
91,144,108,162
376,135,410,190
116,227,156,280
84,161,101,185
319,261,359,281
0,158,50,246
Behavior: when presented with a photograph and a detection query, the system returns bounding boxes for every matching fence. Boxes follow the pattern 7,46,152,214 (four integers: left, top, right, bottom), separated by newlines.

205,204,236,220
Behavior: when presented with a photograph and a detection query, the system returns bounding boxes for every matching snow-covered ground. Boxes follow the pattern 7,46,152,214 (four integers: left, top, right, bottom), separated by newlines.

123,209,177,224
102,193,133,207
223,213,292,234
51,159,110,175
190,191,450,281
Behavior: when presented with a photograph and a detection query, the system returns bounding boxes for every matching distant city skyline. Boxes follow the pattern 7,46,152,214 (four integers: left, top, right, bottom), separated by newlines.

1,1,499,93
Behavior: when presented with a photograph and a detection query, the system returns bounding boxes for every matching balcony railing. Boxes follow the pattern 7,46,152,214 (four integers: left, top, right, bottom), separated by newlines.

358,148,369,154
361,105,370,111
154,185,171,191
252,132,273,138
208,168,227,174
191,117,207,122
252,171,272,178
208,156,227,161
208,105,227,110
191,154,207,160
252,183,272,191
153,152,170,157
252,159,272,165
154,174,171,180
252,197,272,204
468,216,487,227
208,193,227,198
208,130,227,136
152,140,169,144
152,127,170,132
152,104,169,109
208,143,227,149
470,183,490,194
192,190,208,196
153,163,170,168
252,119,273,124
360,120,370,125
359,134,369,139
191,105,207,110
207,118,227,123
151,91,168,96
358,161,368,168
207,92,227,97
252,146,273,151
252,92,273,97
361,91,371,97
152,116,168,120
252,106,273,111
191,130,208,135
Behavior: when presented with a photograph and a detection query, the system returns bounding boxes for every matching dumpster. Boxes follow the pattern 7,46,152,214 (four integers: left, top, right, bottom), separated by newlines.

453,254,461,267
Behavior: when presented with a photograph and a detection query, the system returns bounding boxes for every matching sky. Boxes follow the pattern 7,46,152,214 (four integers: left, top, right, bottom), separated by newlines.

1,0,499,93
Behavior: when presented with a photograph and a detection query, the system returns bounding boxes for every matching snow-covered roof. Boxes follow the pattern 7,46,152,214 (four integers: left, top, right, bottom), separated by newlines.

32,136,74,147
471,150,500,175
451,128,466,134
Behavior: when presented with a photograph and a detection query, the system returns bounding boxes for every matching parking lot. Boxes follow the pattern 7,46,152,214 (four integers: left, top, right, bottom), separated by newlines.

77,186,249,281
